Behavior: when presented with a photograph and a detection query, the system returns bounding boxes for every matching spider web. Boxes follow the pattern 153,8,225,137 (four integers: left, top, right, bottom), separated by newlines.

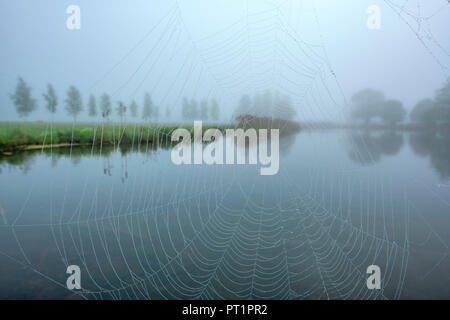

383,0,450,73
1,0,449,300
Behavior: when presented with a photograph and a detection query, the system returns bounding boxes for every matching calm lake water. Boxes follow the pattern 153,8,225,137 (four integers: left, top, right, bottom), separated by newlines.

0,129,449,299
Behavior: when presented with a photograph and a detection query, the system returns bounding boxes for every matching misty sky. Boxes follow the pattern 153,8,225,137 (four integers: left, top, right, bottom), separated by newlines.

1,0,449,122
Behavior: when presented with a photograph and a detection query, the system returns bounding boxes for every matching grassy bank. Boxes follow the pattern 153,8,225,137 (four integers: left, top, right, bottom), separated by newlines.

0,122,233,152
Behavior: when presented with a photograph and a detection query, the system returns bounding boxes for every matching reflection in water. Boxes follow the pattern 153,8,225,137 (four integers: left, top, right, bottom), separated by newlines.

2,130,449,182
279,133,298,156
1,130,449,299
0,134,300,174
347,130,404,166
0,151,37,174
410,130,450,181
346,128,450,181
0,143,163,181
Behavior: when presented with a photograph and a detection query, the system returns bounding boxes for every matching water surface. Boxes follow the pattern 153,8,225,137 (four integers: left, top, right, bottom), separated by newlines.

0,129,449,299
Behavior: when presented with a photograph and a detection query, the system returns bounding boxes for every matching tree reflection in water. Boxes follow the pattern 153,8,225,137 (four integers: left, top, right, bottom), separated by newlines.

410,130,450,181
346,127,450,182
2,129,448,182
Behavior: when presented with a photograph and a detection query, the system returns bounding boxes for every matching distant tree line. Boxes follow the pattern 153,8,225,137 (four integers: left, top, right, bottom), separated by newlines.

181,97,220,121
350,77,450,127
233,90,297,120
409,78,450,126
9,77,222,122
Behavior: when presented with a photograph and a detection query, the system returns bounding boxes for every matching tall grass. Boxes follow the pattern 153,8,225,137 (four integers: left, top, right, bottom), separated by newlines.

0,122,234,151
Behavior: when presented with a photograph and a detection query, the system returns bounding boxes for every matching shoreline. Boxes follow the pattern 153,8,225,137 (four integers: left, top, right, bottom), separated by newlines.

2,142,82,154
2,120,444,154
0,122,230,153
0,119,303,153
